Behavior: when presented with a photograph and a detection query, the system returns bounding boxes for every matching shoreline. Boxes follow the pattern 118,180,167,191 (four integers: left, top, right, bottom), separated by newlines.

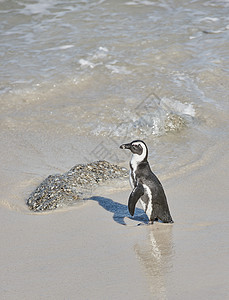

1,141,229,299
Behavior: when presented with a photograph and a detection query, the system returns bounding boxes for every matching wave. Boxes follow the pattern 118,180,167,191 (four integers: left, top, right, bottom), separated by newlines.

91,94,195,138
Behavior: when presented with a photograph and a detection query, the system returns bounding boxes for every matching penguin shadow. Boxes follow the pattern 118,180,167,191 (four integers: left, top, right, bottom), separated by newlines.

89,196,149,226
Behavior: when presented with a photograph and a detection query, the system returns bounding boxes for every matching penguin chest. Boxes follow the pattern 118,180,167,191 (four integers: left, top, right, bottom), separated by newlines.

140,184,153,219
129,158,138,187
129,169,136,189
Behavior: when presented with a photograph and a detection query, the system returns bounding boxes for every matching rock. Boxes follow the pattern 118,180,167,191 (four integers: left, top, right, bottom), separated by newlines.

26,160,128,212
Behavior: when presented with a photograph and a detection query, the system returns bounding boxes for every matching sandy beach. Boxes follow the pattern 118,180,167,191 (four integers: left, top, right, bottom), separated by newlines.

1,138,228,300
1,0,229,299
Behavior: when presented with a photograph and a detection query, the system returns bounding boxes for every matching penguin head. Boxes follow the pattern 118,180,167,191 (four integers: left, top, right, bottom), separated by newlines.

120,140,148,162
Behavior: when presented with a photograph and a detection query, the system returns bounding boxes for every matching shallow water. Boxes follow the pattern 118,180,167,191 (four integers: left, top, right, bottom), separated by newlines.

0,0,229,206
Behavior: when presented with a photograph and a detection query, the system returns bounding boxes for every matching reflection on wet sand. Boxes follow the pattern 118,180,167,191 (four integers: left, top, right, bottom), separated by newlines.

134,224,174,299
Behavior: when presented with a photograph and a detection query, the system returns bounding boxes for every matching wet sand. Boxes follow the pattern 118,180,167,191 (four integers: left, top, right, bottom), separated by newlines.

1,141,228,300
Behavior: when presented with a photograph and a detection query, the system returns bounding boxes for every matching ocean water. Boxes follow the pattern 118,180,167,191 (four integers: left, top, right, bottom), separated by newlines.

0,0,229,209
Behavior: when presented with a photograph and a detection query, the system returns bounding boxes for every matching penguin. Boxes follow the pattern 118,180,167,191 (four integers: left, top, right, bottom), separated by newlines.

120,140,173,224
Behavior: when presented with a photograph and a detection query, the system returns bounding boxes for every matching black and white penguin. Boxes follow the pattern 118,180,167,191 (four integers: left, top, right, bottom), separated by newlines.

120,140,173,224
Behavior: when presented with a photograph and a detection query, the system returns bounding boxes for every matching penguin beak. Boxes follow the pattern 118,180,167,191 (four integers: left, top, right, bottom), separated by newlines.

120,143,131,150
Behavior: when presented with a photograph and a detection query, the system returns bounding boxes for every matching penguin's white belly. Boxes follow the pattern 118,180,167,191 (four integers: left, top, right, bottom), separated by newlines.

141,184,153,219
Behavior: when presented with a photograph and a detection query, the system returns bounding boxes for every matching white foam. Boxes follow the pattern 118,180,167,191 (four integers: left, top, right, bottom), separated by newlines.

92,47,109,59
79,59,96,69
161,98,196,117
46,45,75,51
59,45,74,50
98,46,108,52
105,64,131,75
125,0,155,5
200,17,219,22
20,0,54,15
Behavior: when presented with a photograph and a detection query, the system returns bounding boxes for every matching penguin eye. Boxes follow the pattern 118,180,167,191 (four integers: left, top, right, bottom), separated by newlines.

132,145,139,150
132,144,142,152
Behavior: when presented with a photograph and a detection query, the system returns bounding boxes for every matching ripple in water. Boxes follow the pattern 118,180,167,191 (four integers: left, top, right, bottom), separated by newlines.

91,94,195,138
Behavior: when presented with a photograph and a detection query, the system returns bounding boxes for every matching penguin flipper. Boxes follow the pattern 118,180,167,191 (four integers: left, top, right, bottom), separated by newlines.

128,183,144,216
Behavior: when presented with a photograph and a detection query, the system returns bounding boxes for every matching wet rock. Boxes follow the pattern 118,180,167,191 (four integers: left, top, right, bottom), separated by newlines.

27,160,128,212
164,113,186,132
